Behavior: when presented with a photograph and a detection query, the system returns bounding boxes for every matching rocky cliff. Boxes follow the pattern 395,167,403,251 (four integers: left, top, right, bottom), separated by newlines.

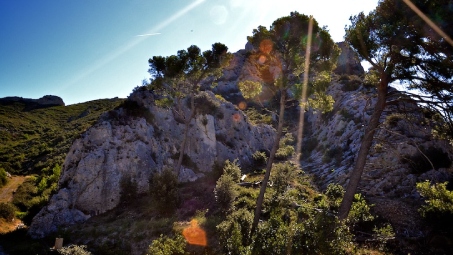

29,42,453,239
29,91,275,238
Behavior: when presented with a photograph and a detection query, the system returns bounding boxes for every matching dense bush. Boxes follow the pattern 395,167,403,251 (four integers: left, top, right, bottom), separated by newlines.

322,146,343,166
147,234,187,255
221,159,242,183
214,174,238,212
244,108,273,125
402,146,451,174
120,99,154,124
363,69,379,88
238,80,262,99
340,75,362,91
150,169,179,213
325,183,345,210
417,181,453,233
275,133,295,160
58,244,92,255
216,208,253,255
347,193,375,227
271,162,300,195
385,113,405,128
193,91,220,115
0,167,8,187
0,202,16,221
252,151,268,166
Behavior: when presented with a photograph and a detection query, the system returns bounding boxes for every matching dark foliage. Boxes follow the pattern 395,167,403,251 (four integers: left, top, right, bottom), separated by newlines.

402,146,451,174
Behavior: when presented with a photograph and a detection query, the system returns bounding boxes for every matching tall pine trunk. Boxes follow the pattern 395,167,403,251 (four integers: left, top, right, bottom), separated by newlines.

338,76,389,220
175,96,196,177
250,90,286,238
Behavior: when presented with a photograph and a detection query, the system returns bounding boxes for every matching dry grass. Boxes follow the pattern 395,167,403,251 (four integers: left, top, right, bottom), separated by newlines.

0,175,28,203
0,218,23,234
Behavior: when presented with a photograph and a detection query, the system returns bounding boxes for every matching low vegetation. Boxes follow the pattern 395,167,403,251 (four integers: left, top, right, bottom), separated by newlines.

0,98,123,227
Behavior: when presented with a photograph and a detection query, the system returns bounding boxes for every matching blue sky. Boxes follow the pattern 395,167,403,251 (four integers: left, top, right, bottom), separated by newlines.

0,0,378,105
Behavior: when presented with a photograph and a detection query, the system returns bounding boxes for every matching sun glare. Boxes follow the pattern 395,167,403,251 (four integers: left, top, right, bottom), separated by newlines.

182,219,207,246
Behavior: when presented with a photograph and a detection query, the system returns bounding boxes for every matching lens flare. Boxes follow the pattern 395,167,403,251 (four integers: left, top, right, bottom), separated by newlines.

259,39,273,54
232,113,241,122
296,16,314,162
238,101,247,110
257,55,267,64
182,219,207,246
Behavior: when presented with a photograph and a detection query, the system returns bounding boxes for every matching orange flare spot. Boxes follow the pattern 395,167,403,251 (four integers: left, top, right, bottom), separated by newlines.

259,39,273,54
257,55,267,64
238,101,247,110
232,113,241,122
182,219,207,246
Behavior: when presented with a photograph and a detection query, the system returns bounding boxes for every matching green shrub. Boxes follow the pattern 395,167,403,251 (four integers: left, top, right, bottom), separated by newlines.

216,208,253,255
417,181,453,235
341,75,362,91
58,244,92,255
150,169,179,213
147,234,187,255
244,108,273,125
252,212,291,255
402,146,451,174
347,193,374,226
385,113,405,128
322,146,343,166
252,151,268,166
222,159,242,183
0,202,16,221
0,167,8,187
271,162,300,195
193,91,220,115
275,133,295,160
325,183,345,210
121,99,154,124
417,181,453,216
363,69,379,88
12,178,38,211
373,223,395,251
214,174,238,212
238,80,263,99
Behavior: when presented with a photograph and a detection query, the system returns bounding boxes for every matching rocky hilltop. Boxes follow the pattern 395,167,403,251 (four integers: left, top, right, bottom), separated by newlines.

0,95,65,110
29,90,275,238
29,42,452,240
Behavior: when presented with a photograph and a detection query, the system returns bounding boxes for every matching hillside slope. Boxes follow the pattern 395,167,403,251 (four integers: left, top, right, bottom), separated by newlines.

0,97,123,175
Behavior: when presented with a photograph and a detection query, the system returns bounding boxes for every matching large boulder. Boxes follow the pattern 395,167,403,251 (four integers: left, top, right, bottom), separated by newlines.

29,90,275,238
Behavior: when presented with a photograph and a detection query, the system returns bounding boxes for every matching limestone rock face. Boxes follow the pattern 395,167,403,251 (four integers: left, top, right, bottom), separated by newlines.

334,42,365,76
302,80,452,198
29,91,275,238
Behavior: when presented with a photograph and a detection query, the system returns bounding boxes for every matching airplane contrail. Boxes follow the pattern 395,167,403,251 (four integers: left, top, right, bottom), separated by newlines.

135,32,161,37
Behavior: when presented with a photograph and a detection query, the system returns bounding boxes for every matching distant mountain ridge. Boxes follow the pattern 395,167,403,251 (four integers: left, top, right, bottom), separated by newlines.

0,95,65,110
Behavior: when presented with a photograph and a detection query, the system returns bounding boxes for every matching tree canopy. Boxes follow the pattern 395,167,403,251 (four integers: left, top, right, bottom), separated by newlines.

243,11,340,237
148,43,230,175
339,0,453,219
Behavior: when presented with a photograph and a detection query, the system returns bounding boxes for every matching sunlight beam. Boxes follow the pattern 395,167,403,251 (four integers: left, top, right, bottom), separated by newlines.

296,15,313,163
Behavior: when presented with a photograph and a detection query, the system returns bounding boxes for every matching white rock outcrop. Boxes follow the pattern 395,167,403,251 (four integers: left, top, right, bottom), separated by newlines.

29,91,275,238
